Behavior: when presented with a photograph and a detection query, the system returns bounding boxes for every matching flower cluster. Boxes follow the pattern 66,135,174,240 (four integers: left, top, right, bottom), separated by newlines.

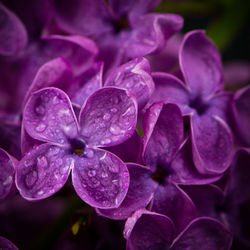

0,1,249,249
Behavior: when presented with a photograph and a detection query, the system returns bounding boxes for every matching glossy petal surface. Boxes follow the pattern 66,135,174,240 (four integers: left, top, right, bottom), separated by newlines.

72,148,129,209
191,114,233,174
23,88,78,145
16,144,72,200
97,163,157,219
143,103,184,172
79,87,137,147
0,148,16,201
125,210,175,250
105,57,154,109
0,4,27,56
180,30,223,98
171,218,232,250
150,183,196,235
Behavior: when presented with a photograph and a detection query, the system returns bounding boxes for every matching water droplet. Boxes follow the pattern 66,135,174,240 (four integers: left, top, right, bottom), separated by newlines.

110,108,117,113
37,156,48,168
58,138,65,144
35,105,46,115
110,124,121,135
36,123,47,132
60,164,70,174
52,96,60,105
115,197,119,205
25,171,37,187
37,190,44,195
24,159,32,167
103,113,111,121
48,146,60,156
101,172,108,178
56,158,63,166
100,153,107,160
86,149,94,158
109,164,119,173
88,169,96,177
3,176,12,186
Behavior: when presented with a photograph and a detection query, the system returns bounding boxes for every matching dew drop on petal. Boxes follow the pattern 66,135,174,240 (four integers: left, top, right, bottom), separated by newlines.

3,176,12,186
109,124,121,135
35,105,46,115
88,169,96,177
37,156,48,168
110,108,117,113
103,113,111,120
36,123,47,132
25,171,37,187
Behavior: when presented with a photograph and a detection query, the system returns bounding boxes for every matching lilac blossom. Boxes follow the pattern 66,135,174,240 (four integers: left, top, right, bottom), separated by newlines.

0,148,18,202
0,236,18,250
147,30,234,175
51,0,183,73
124,209,232,250
16,87,137,209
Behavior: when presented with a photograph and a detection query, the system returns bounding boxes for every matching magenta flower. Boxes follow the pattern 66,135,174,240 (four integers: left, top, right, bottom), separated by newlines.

0,236,18,250
148,30,234,175
16,86,138,209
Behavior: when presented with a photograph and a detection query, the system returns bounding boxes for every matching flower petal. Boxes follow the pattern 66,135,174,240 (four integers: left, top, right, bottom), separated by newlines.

0,236,18,250
70,62,103,107
150,183,196,235
0,148,16,202
23,87,78,145
170,138,223,185
146,72,190,113
0,4,28,56
191,114,233,174
52,0,111,36
124,209,175,250
79,87,137,147
96,163,157,219
233,86,250,147
72,148,129,209
143,102,184,172
171,217,232,250
15,143,72,200
180,30,223,98
105,130,142,163
105,57,155,109
128,14,183,57
23,57,73,106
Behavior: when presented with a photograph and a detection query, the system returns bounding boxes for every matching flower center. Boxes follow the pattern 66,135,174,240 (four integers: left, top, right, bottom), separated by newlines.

70,138,86,156
189,97,208,115
152,164,170,185
113,16,130,33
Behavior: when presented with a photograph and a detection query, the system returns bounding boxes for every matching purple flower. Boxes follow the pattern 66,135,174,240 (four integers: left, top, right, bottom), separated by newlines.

0,236,18,250
148,30,234,175
0,148,17,202
16,86,138,209
0,3,28,56
232,85,250,147
124,209,233,250
51,0,183,73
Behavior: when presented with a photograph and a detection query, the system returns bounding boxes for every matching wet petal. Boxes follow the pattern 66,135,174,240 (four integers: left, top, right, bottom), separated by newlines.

105,57,155,109
124,209,175,250
150,183,196,235
0,4,28,56
146,72,190,113
0,148,17,202
180,30,223,98
191,114,233,174
72,148,129,209
23,57,73,106
97,163,157,219
128,13,183,57
15,143,72,200
0,236,18,250
52,0,111,36
170,138,223,185
105,130,142,163
23,87,78,145
233,86,250,147
143,102,184,172
79,87,137,147
171,217,232,250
